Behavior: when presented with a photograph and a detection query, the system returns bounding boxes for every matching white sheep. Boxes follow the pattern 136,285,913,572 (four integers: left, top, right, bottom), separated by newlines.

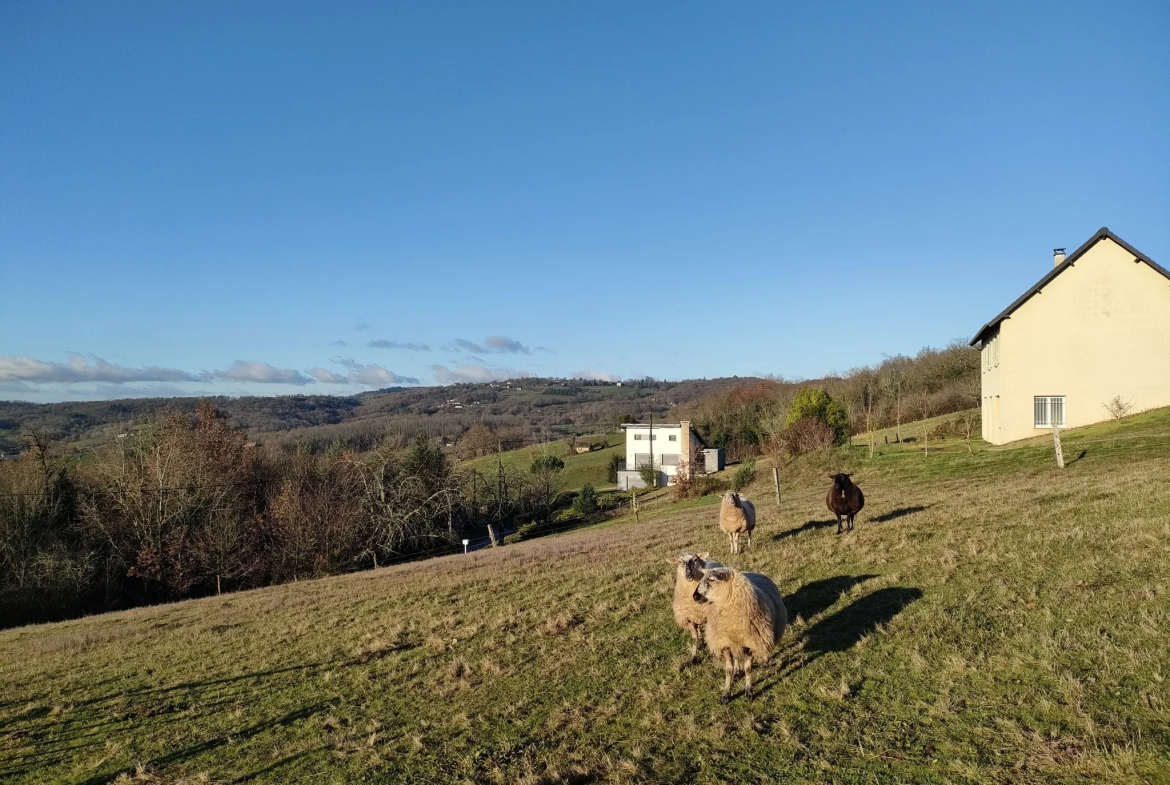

718,491,756,554
693,566,788,702
666,551,724,664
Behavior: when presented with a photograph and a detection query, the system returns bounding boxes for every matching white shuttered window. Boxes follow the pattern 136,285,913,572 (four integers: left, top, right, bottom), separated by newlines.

1034,396,1066,428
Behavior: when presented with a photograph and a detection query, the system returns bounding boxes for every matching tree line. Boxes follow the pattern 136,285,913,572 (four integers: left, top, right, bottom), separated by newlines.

0,403,583,628
674,340,980,460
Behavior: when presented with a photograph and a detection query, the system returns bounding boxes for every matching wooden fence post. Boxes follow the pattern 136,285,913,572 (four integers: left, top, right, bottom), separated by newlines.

1052,423,1065,469
772,466,781,509
633,490,640,524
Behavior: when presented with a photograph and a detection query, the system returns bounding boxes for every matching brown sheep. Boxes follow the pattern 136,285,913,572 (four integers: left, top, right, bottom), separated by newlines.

693,567,788,702
666,552,724,664
719,492,756,554
826,473,864,534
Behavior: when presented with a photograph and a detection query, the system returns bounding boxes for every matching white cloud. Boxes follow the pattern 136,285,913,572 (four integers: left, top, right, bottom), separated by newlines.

211,361,314,385
433,364,533,384
0,353,201,384
307,367,349,384
483,336,530,354
448,338,487,354
330,357,419,385
447,336,541,355
571,370,621,382
367,339,431,351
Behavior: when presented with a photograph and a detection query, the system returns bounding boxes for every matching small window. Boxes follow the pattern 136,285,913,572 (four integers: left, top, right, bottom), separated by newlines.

1034,396,1066,428
668,434,677,442
633,434,642,441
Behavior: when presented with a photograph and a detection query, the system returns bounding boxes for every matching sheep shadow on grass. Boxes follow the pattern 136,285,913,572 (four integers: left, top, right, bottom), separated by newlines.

785,574,878,623
803,586,923,655
772,518,837,541
753,586,923,700
871,505,928,524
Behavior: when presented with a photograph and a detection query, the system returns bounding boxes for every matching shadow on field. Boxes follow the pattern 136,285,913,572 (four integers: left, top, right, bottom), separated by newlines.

803,587,923,655
1066,449,1088,466
772,518,837,541
785,575,878,622
871,505,928,523
66,703,330,785
0,652,395,781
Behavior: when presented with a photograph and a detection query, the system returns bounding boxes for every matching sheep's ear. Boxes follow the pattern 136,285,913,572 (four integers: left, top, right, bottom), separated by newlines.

667,557,680,565
697,552,709,560
827,474,835,479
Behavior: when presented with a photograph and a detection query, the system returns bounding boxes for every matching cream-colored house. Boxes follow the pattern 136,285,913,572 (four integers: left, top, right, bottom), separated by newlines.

971,228,1170,445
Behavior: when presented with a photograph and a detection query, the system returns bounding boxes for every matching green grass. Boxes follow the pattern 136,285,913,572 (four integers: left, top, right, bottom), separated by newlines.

463,433,625,493
3,413,1170,783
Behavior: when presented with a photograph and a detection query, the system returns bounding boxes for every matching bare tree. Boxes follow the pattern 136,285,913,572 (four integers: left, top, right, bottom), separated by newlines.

1103,395,1135,422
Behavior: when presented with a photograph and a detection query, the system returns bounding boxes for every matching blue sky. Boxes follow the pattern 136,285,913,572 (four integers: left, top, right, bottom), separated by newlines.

2,1,1167,403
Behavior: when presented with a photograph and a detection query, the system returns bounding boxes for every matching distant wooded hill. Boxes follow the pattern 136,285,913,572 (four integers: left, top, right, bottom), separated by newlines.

0,377,757,455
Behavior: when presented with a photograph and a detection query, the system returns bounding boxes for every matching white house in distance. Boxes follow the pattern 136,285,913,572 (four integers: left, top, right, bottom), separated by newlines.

970,227,1170,445
616,421,723,490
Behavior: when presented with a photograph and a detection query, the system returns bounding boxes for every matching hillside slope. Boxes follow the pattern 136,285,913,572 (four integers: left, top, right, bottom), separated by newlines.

2,412,1168,783
0,378,752,454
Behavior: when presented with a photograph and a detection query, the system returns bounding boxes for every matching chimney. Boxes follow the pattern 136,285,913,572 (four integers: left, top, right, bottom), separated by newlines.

1053,248,1066,268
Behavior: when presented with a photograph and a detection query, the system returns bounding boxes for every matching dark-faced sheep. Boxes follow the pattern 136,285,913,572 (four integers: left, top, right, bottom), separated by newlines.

826,473,864,534
719,492,756,554
692,567,788,702
666,552,723,664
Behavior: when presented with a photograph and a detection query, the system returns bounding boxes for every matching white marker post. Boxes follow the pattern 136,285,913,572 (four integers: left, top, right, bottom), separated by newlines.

462,538,470,554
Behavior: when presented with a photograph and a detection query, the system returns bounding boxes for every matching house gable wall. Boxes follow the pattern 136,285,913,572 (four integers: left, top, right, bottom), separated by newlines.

989,237,1170,443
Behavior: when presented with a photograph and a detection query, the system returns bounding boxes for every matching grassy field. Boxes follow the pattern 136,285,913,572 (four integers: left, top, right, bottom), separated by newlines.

463,433,625,493
2,412,1169,784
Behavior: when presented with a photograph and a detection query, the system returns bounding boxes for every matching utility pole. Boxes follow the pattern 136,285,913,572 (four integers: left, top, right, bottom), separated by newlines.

648,410,653,479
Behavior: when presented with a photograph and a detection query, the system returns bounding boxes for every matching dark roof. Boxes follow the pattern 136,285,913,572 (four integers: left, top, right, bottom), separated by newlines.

970,227,1169,347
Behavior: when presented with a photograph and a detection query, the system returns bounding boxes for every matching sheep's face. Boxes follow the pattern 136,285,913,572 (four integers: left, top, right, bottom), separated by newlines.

693,568,732,604
829,473,853,493
723,491,740,508
668,552,711,582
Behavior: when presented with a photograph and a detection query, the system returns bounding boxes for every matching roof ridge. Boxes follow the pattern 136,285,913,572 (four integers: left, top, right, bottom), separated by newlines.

970,228,1166,347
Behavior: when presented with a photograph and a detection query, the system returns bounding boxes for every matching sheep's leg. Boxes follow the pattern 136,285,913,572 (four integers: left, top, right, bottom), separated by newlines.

848,514,855,533
746,530,752,550
721,649,735,703
836,514,843,535
688,623,701,664
743,651,754,701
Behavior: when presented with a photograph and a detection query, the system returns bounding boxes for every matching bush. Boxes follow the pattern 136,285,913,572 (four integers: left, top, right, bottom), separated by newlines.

502,521,540,545
530,455,565,474
638,462,659,488
672,473,728,500
572,484,599,516
781,416,838,456
731,458,757,492
606,453,622,484
596,492,624,511
785,388,849,444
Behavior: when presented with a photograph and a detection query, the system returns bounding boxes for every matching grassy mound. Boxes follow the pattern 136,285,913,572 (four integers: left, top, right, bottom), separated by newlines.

2,413,1168,783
